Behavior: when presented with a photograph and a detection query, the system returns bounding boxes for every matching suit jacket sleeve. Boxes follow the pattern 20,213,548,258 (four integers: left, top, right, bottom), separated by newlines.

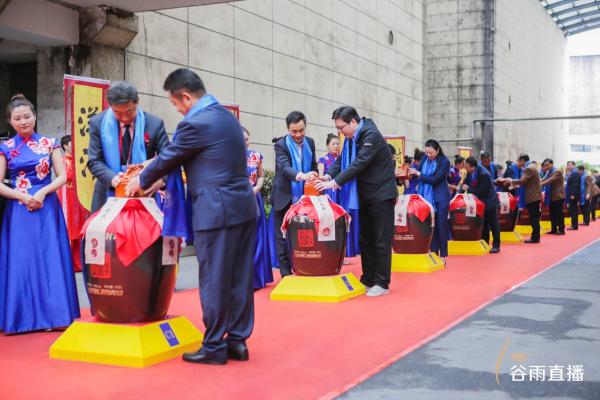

467,173,492,198
154,119,170,154
513,167,533,186
541,170,560,187
87,116,117,187
139,120,199,189
418,158,450,185
333,131,384,186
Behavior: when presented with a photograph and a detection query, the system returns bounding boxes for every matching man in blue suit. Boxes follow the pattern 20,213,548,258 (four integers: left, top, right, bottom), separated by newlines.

463,156,500,253
271,111,318,277
126,69,257,365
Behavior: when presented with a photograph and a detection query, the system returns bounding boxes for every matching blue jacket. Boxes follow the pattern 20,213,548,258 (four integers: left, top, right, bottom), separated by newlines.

271,136,318,211
417,155,451,204
140,103,257,231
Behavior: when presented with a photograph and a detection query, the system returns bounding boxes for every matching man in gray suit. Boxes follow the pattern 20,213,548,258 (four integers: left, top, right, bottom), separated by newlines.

87,81,169,212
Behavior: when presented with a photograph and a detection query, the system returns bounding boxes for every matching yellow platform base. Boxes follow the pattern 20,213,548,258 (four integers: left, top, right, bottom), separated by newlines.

565,215,585,226
448,240,491,256
515,225,547,235
391,252,445,273
49,316,203,368
270,272,365,303
499,230,525,244
540,220,552,231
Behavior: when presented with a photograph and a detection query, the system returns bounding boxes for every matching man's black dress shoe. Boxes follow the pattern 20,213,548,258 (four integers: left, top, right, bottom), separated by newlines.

547,231,557,235
490,247,500,254
567,227,578,231
524,239,540,243
182,350,227,365
227,342,249,361
556,231,566,236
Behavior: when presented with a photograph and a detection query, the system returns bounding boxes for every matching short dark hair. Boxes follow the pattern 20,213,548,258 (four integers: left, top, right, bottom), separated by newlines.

404,155,413,164
567,160,576,166
163,68,206,98
480,151,490,159
6,94,35,121
326,133,339,146
577,165,585,171
60,135,71,151
331,106,360,123
454,155,465,165
465,156,478,167
517,153,530,162
286,111,306,128
542,158,553,166
424,139,445,157
241,126,250,136
107,81,139,105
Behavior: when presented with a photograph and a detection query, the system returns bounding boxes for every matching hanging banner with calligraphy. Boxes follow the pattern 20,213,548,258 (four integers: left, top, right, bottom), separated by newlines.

64,75,110,212
385,135,407,180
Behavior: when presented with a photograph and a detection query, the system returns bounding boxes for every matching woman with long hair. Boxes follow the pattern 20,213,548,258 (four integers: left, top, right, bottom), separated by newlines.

408,139,451,263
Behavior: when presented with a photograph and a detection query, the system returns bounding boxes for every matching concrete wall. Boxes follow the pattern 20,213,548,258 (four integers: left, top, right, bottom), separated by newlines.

425,0,568,164
124,0,426,168
494,0,568,165
425,0,494,156
570,55,600,137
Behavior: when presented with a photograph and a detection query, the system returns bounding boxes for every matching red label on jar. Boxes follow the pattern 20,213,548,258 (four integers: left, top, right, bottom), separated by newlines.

298,230,315,247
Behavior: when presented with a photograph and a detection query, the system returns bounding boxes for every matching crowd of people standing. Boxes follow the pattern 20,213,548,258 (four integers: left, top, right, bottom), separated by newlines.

1,73,599,366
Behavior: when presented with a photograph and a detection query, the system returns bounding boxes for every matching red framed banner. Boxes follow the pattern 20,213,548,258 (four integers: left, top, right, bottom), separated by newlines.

385,135,407,178
223,103,240,120
64,75,110,212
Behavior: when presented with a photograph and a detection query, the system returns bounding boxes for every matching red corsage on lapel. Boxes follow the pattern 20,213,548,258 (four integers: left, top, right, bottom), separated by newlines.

144,132,151,145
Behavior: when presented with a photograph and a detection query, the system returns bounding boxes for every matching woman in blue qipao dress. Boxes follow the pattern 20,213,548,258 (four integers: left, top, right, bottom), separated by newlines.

0,95,80,334
447,155,465,196
317,133,340,203
243,127,273,289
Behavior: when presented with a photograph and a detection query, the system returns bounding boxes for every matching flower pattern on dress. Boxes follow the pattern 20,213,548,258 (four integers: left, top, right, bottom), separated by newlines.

3,138,15,148
15,171,32,200
246,150,262,187
36,156,50,180
27,137,54,155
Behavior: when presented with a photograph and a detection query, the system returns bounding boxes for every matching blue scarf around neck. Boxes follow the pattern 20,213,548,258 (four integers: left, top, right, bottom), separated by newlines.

285,135,313,204
418,157,437,210
580,171,587,205
339,119,364,211
513,163,527,209
101,107,147,173
542,167,555,206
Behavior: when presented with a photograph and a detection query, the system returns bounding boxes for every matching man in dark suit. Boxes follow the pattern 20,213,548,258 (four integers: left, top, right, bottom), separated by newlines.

87,81,169,212
126,69,257,365
462,156,500,253
479,151,498,191
566,163,582,230
317,106,397,297
271,111,318,277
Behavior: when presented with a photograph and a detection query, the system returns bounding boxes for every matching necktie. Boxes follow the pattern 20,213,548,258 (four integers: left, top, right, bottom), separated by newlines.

121,124,131,165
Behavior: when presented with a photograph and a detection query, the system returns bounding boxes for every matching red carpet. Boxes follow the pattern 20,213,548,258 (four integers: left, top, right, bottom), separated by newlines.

1,224,599,400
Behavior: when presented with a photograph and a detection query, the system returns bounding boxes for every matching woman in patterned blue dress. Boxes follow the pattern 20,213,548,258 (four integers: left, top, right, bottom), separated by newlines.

447,155,465,196
243,127,273,289
0,95,80,334
317,133,340,203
